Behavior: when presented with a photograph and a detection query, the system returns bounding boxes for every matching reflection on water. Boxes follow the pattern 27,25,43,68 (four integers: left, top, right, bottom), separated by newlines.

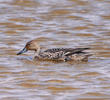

0,0,110,99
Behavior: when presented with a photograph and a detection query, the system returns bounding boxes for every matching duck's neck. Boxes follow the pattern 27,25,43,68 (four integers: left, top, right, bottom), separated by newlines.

35,47,41,56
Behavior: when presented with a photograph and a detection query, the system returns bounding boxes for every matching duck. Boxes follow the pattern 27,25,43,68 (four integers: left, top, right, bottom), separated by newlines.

17,40,92,62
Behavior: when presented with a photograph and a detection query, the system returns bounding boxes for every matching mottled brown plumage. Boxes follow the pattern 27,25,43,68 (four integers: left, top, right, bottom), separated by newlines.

17,40,92,62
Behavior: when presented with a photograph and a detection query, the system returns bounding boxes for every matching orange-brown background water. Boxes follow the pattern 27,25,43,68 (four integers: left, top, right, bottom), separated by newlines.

0,0,110,100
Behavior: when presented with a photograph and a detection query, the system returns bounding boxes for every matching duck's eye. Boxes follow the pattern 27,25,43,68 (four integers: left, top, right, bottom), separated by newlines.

27,43,31,46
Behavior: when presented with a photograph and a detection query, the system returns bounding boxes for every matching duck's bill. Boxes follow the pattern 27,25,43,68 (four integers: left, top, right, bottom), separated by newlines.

17,47,27,55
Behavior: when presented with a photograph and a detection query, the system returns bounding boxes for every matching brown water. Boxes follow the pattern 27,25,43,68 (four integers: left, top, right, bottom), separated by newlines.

0,0,110,100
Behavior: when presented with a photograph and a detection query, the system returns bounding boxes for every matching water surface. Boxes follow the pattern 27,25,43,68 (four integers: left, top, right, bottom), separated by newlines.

0,0,110,100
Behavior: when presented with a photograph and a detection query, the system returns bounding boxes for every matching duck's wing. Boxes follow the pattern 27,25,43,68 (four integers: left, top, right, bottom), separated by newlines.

64,48,90,56
44,48,90,55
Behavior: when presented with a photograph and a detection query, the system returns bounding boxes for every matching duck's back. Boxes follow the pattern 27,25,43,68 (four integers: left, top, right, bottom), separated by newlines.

44,48,89,54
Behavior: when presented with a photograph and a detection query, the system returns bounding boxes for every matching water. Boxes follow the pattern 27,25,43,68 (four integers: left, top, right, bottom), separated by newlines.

0,0,110,100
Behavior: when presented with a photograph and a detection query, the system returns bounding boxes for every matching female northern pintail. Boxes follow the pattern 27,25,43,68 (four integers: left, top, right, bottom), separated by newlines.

17,40,92,62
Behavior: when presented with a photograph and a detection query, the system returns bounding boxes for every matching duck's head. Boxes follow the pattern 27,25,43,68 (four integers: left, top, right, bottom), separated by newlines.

17,40,40,55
